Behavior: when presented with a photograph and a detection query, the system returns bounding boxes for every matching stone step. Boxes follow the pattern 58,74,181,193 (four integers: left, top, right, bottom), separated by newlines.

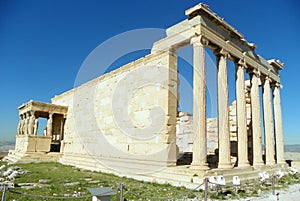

3,150,25,163
59,153,205,188
3,151,62,164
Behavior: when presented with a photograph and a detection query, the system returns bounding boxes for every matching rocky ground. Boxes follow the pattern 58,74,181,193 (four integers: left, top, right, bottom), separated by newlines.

231,184,300,201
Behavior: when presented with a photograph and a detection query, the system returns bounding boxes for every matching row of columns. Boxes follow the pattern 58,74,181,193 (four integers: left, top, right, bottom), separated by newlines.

17,112,54,137
191,35,285,169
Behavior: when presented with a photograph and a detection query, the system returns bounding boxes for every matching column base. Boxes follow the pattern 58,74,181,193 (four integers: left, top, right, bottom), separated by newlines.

276,162,288,168
190,163,209,170
265,162,276,166
253,162,265,168
218,163,233,169
237,161,250,168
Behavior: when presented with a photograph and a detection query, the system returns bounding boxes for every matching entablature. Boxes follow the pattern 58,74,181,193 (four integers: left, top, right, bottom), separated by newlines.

18,100,68,117
152,3,282,83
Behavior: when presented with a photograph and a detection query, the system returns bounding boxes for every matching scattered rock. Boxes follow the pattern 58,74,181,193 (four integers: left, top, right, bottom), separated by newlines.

63,182,80,186
39,179,51,183
21,185,36,190
18,183,36,187
83,178,92,181
17,182,50,189
88,180,100,184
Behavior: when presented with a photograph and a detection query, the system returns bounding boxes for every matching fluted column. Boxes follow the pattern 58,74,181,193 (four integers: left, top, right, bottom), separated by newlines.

235,60,249,167
216,49,232,169
249,69,264,166
272,83,285,164
47,112,53,136
262,76,275,165
191,36,208,169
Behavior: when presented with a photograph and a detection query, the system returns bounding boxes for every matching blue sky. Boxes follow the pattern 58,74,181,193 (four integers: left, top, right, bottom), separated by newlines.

0,0,299,144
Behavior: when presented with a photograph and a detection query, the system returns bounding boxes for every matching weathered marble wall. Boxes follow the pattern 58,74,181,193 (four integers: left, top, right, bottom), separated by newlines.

51,50,178,172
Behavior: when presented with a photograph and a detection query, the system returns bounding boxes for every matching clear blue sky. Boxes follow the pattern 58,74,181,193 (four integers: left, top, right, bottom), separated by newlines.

1,0,299,144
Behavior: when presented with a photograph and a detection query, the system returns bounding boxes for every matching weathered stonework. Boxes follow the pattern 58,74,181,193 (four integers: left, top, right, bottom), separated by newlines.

5,3,286,188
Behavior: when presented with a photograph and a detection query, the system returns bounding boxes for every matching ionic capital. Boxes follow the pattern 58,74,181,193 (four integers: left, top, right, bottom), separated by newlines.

261,75,272,84
236,58,247,69
214,48,229,59
168,47,176,53
247,68,260,77
271,82,282,89
190,35,209,47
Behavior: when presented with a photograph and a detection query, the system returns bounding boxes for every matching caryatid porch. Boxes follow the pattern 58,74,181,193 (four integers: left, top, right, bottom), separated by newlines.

153,3,285,169
16,100,68,153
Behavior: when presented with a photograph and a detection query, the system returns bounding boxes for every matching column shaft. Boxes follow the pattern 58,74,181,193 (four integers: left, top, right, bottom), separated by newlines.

191,37,208,169
217,50,232,169
262,77,275,165
34,118,38,136
236,62,249,167
273,84,285,164
47,113,53,136
250,71,264,166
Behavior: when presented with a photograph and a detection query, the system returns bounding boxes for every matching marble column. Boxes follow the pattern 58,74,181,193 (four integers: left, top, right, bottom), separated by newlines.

249,69,264,166
272,83,285,164
262,76,275,165
47,113,53,136
216,49,232,169
34,118,38,136
191,36,208,169
235,60,250,167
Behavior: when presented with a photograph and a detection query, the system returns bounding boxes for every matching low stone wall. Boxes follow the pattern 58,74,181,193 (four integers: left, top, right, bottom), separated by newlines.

15,135,51,153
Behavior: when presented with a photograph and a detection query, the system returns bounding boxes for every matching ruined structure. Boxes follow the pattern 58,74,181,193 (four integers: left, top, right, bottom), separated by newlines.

5,3,285,187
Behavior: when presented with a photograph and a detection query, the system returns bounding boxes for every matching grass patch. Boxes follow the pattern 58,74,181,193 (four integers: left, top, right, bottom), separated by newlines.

0,162,198,201
1,161,300,200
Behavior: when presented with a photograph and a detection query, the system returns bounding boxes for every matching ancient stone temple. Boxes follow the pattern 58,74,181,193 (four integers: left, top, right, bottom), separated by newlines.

7,101,67,162
5,3,285,187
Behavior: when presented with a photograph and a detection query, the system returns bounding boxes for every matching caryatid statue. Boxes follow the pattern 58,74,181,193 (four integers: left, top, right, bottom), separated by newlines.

47,113,53,136
27,111,36,135
22,113,28,135
17,114,23,135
